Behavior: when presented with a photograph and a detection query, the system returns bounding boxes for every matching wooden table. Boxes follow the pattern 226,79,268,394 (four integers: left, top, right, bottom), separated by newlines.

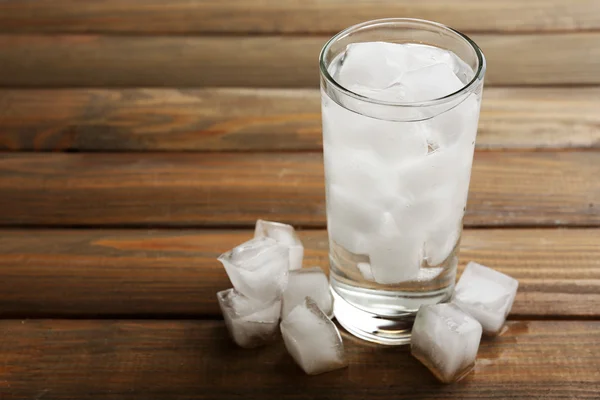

1,1,599,398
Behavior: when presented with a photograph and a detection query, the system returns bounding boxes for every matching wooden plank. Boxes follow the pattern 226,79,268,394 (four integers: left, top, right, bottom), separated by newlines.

2,87,600,151
0,152,598,227
1,34,600,87
0,319,598,399
477,87,600,150
0,229,598,318
0,0,598,34
0,88,322,151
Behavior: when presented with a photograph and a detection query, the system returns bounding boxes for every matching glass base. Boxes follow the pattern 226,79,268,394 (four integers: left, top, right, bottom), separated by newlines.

332,289,413,345
331,280,454,345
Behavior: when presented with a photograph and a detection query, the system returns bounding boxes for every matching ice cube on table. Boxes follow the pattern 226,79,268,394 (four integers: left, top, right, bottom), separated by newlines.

452,262,519,335
401,63,465,102
280,297,347,375
217,289,281,349
282,267,333,318
411,303,482,383
254,219,304,270
218,237,289,302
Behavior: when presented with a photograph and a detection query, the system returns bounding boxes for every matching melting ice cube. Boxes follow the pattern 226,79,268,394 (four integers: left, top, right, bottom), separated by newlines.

254,219,304,270
217,288,281,348
411,303,482,383
282,267,333,318
218,237,289,302
280,297,347,375
452,262,519,335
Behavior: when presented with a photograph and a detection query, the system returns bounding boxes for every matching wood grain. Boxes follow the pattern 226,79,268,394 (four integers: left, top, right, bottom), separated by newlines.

1,34,600,87
0,152,598,227
2,87,599,151
0,319,598,399
0,229,598,318
0,88,322,151
0,0,597,34
477,87,600,150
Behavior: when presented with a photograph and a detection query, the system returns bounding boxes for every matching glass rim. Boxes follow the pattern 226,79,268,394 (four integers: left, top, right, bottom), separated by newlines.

318,18,486,108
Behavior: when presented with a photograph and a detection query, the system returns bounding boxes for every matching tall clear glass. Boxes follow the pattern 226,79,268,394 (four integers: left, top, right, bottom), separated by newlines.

319,19,486,345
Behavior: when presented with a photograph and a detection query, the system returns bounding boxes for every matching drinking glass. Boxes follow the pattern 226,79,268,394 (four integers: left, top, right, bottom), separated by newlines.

319,18,486,344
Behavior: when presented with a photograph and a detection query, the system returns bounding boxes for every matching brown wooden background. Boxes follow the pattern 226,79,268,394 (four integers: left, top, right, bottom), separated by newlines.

0,1,599,398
